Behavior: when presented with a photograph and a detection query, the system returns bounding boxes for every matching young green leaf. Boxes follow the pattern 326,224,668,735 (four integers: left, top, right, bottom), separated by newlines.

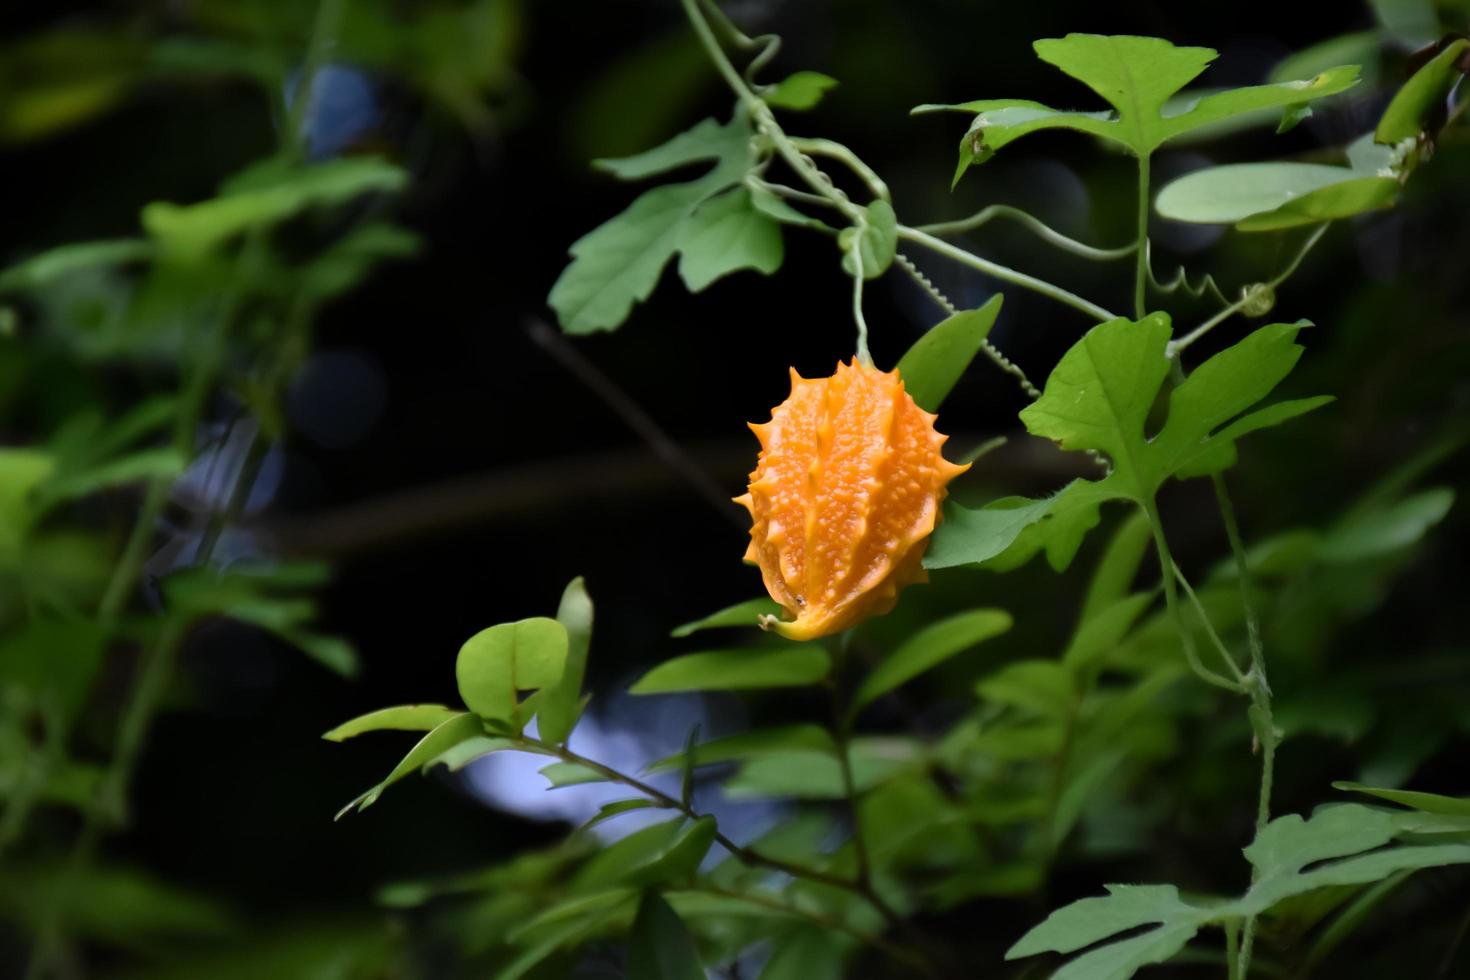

977,660,1073,717
839,198,896,279
322,704,463,742
455,618,570,724
1317,487,1453,563
629,646,831,694
335,712,483,817
894,295,1004,412
644,724,836,774
533,577,596,745
670,597,783,638
851,608,1012,712
1079,511,1153,623
723,741,919,800
574,817,718,891
765,71,839,111
758,927,850,980
549,115,754,333
627,890,705,980
1375,38,1468,145
540,762,610,788
675,188,783,292
580,799,661,833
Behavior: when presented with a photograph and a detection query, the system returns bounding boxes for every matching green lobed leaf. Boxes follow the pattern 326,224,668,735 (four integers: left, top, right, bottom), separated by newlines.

1022,316,1330,499
627,890,705,980
1375,38,1468,145
593,116,743,180
765,71,840,111
629,646,831,695
533,577,596,745
894,295,1004,412
675,188,783,292
322,704,462,742
549,115,754,333
851,608,1012,711
917,35,1359,182
1008,804,1470,980
456,617,569,724
1008,884,1201,958
670,597,783,638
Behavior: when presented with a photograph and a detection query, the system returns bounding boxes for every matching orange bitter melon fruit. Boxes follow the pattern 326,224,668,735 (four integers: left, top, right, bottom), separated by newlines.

734,359,969,641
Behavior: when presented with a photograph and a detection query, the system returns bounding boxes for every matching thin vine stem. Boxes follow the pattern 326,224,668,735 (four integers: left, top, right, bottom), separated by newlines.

1171,561,1248,685
1135,153,1151,319
896,226,1117,322
680,0,1120,328
918,203,1137,262
788,136,891,202
848,224,873,365
893,252,1043,400
1212,473,1276,980
687,884,928,973
508,733,905,929
1143,501,1244,695
1169,224,1329,356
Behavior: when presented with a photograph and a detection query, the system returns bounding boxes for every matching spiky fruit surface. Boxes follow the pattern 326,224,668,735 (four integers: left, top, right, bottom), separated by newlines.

734,360,970,641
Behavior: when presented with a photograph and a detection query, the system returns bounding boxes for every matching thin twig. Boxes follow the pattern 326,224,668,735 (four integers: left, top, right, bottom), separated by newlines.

1170,224,1329,356
918,204,1136,262
897,225,1117,322
526,318,744,528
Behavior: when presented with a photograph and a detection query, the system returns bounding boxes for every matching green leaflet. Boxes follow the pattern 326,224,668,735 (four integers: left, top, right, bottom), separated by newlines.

765,71,839,112
928,315,1330,571
629,646,831,694
1375,38,1469,145
627,891,705,980
456,617,569,725
670,597,783,638
894,295,1003,412
530,577,596,745
914,34,1359,184
851,608,1012,712
322,704,463,742
549,114,766,333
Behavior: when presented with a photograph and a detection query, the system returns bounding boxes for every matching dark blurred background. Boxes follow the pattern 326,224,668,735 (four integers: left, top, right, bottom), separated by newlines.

2,0,1467,976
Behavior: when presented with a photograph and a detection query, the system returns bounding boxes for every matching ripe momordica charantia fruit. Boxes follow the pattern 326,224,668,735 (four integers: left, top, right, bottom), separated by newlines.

735,359,969,641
